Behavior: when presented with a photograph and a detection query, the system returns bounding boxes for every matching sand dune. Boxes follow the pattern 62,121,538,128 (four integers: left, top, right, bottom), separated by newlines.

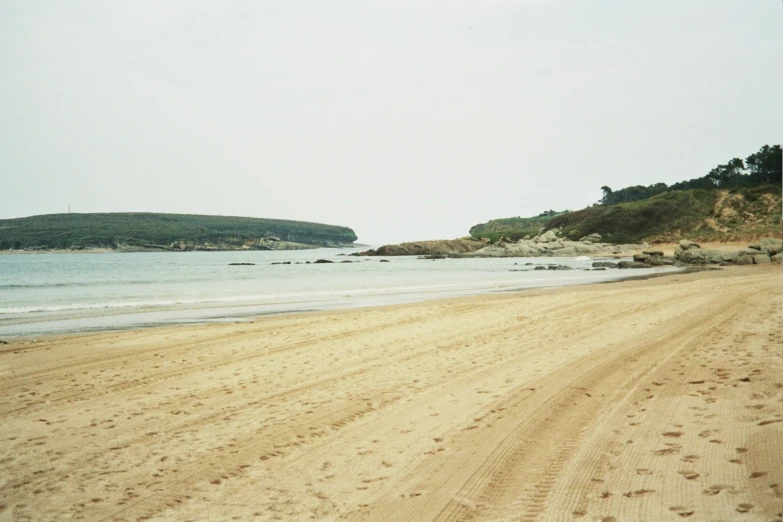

0,266,780,521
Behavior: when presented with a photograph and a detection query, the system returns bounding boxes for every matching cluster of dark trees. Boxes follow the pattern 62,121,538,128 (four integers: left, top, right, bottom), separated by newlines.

600,145,782,206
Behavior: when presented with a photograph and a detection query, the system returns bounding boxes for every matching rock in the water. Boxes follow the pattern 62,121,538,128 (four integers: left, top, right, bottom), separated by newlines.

228,262,255,266
735,255,755,265
379,259,390,262
618,261,651,269
313,259,333,263
547,265,573,270
592,261,618,268
642,250,664,256
534,266,548,270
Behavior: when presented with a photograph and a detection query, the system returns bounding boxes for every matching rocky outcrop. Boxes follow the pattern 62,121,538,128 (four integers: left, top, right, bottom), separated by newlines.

674,238,782,265
471,229,641,258
359,230,641,258
356,238,488,256
632,251,678,266
618,261,651,269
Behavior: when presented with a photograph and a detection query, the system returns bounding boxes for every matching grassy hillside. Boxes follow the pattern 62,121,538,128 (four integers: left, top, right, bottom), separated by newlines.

0,213,358,251
543,185,782,244
469,211,568,243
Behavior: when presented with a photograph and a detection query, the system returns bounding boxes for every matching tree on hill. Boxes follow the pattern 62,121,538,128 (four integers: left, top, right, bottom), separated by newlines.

746,144,782,184
601,144,781,206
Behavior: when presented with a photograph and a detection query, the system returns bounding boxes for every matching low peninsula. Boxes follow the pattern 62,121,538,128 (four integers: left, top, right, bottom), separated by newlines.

0,212,358,252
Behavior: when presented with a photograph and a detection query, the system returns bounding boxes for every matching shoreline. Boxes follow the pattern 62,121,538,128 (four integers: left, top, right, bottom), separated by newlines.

0,264,780,521
0,261,685,340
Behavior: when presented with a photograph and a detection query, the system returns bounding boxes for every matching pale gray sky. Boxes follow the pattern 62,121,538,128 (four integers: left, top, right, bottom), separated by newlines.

1,0,780,244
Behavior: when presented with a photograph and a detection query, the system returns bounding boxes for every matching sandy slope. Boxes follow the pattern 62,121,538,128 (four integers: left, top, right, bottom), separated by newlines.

0,266,780,522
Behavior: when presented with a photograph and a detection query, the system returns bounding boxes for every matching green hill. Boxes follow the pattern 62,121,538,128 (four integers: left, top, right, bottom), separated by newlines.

0,213,358,251
469,211,568,243
470,144,782,244
543,185,781,244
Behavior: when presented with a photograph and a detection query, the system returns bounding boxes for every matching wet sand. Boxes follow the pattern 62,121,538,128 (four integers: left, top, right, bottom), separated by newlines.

0,265,780,521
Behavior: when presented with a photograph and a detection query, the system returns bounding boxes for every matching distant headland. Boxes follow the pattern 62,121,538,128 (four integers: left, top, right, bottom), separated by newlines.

0,212,358,252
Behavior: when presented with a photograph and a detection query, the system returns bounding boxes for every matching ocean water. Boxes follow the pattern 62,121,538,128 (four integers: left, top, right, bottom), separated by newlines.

0,248,680,338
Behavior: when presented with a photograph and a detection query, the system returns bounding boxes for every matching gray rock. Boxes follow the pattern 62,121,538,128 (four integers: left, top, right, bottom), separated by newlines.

679,240,700,250
579,233,602,243
534,266,548,270
754,254,771,264
618,261,651,269
735,255,755,265
646,256,676,266
547,265,573,270
772,254,782,264
739,247,762,255
592,261,618,268
642,250,664,256
313,259,333,263
677,249,706,264
760,237,783,255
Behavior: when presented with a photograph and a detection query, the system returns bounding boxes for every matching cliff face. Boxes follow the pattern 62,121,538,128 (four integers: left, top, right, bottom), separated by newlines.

0,213,358,251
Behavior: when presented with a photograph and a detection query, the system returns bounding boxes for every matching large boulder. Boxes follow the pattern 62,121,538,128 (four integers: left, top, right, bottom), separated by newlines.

753,254,771,264
703,250,737,264
679,239,700,250
592,261,618,268
646,256,676,266
580,233,602,243
538,230,559,243
760,237,783,256
676,248,706,264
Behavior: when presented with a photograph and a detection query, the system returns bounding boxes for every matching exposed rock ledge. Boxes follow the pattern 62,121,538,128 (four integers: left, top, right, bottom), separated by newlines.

356,230,642,258
355,238,489,256
672,238,782,266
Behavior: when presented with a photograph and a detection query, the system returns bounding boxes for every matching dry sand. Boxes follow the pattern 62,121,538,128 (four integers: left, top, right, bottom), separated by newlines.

1,265,781,522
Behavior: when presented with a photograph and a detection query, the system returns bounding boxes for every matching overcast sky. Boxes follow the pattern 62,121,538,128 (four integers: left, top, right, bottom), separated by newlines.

1,1,780,244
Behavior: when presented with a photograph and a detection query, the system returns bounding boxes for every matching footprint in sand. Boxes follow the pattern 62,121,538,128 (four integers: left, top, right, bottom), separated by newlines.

669,506,695,518
623,489,656,498
735,503,754,513
702,484,737,496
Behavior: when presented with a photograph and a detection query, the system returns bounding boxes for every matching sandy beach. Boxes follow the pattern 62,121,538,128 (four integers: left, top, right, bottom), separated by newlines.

0,265,780,522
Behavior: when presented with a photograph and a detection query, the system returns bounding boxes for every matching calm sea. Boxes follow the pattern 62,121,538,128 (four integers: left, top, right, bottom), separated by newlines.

0,248,678,338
